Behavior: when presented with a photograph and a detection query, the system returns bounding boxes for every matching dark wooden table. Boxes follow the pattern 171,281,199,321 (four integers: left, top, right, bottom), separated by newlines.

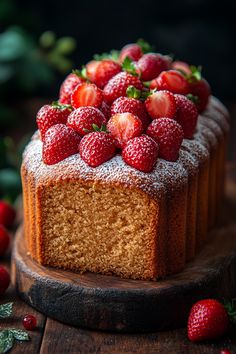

1,103,236,354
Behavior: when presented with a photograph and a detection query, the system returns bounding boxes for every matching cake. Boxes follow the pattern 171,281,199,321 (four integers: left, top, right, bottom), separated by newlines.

21,40,230,280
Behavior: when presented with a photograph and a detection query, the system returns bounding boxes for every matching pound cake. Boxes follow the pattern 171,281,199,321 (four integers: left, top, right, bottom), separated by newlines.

21,40,230,280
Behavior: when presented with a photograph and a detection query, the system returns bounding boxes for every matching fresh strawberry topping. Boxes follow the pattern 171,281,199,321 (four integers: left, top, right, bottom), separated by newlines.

174,94,198,139
36,103,71,140
0,225,10,256
119,43,143,63
145,90,176,119
137,53,169,81
154,70,190,94
147,118,184,161
188,299,229,342
59,73,84,104
0,201,16,228
100,101,111,121
122,135,158,172
71,83,103,109
103,72,143,104
43,124,81,165
189,78,211,112
171,61,192,75
79,132,116,167
107,113,143,149
89,60,121,88
111,97,151,130
67,107,106,136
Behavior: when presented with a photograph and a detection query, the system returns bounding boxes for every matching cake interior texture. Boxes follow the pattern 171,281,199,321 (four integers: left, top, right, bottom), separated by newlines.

37,181,162,280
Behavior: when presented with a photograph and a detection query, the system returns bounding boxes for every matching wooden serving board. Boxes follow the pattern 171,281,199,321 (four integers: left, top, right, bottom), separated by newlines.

11,204,236,333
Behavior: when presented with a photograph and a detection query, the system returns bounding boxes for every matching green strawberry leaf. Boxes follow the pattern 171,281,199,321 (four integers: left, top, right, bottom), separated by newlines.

186,94,200,105
0,304,13,319
126,85,151,101
136,38,154,53
224,298,236,323
122,57,138,76
51,101,72,111
0,330,14,354
93,50,120,61
186,65,202,83
72,67,87,80
10,329,30,341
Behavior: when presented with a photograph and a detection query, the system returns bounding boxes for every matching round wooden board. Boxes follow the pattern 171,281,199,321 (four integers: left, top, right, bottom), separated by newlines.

12,216,236,333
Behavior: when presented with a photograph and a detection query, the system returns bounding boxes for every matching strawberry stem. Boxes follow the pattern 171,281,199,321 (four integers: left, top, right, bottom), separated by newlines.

136,38,154,53
51,101,73,111
186,94,200,105
186,65,202,83
93,50,120,61
72,68,88,80
122,57,139,76
126,85,151,101
224,299,236,323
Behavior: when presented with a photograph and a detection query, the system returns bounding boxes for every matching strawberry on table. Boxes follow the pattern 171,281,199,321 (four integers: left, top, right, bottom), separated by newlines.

0,225,10,256
103,72,143,104
137,53,169,81
189,78,211,112
36,103,72,140
43,124,81,165
145,90,176,119
147,117,183,161
71,83,103,109
151,70,190,94
87,60,121,88
59,73,84,104
175,94,199,139
111,97,151,130
107,113,143,149
119,43,143,63
122,135,159,172
67,107,106,136
0,266,10,295
79,132,116,167
188,299,230,342
0,201,16,228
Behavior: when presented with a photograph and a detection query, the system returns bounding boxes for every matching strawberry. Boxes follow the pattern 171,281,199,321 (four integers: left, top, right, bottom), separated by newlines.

145,90,176,119
36,103,72,140
79,132,116,167
152,70,190,94
59,73,84,104
0,201,16,228
67,107,106,136
171,61,192,75
188,299,229,342
111,97,151,130
100,101,111,121
119,43,143,63
147,117,183,161
122,135,158,172
43,124,81,165
87,60,121,88
137,53,169,81
0,266,10,295
107,113,143,149
71,83,103,109
0,225,10,256
86,60,100,82
103,72,143,104
175,94,198,139
189,78,211,112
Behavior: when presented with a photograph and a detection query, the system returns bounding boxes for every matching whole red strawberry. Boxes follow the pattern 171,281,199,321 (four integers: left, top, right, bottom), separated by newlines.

119,43,143,63
59,73,84,104
175,94,199,139
147,118,184,161
36,103,72,140
86,60,100,82
67,107,106,136
0,266,10,295
188,299,229,342
171,61,192,75
100,101,111,121
0,225,10,256
107,113,143,148
111,97,151,130
79,132,116,167
88,60,121,88
122,135,158,172
137,53,169,81
103,72,143,104
71,83,103,109
43,124,81,165
152,70,190,94
0,201,16,228
190,78,211,112
145,90,176,119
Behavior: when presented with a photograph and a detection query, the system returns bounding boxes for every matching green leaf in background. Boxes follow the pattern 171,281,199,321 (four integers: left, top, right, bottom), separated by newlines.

0,330,14,354
0,304,13,319
39,31,56,49
9,329,29,341
0,28,31,62
0,169,21,202
54,37,76,55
